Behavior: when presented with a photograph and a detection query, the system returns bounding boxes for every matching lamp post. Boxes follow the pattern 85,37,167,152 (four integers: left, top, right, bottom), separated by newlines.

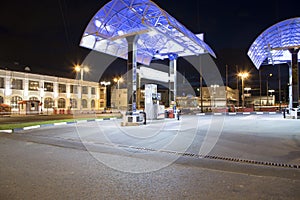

210,84,219,108
39,83,45,114
266,73,272,106
75,65,89,110
100,81,111,109
238,72,249,110
269,89,275,105
113,77,123,110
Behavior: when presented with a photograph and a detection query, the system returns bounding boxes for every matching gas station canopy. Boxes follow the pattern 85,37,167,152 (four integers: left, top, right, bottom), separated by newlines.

80,0,216,65
248,17,300,69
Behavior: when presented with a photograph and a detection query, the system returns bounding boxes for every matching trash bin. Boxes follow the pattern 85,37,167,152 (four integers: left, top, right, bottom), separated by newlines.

168,110,174,118
165,110,169,118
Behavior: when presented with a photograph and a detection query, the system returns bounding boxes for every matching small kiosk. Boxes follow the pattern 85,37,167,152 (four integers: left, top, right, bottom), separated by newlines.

18,100,41,115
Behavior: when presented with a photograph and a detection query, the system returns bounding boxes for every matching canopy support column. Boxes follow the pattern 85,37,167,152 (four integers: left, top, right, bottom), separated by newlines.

126,35,139,112
289,48,299,108
168,53,178,106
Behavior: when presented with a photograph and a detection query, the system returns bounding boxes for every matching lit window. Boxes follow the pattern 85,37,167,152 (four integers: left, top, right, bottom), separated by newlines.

58,98,66,108
70,85,78,94
70,98,77,108
11,79,23,90
10,96,22,109
29,97,39,101
82,99,87,108
44,97,54,109
82,86,88,94
91,100,95,108
59,84,66,93
29,80,39,91
91,87,96,95
0,77,4,88
44,82,53,92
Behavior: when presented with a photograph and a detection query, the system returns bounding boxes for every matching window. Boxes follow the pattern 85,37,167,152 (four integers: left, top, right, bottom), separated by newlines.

91,87,96,95
11,96,22,109
70,85,78,94
44,97,54,109
29,97,39,101
70,98,77,108
0,77,4,88
91,100,95,108
44,82,53,92
11,79,23,90
58,98,66,108
82,99,87,108
29,80,39,91
0,96,3,104
59,84,66,93
82,86,88,94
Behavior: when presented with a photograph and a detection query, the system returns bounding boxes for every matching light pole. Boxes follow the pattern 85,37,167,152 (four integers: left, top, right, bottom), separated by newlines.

210,84,219,108
266,73,272,106
75,65,89,110
39,83,45,114
238,72,249,110
113,77,123,110
269,89,275,105
100,81,111,109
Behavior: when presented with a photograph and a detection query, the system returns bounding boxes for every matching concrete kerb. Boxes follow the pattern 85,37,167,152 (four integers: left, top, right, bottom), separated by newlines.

196,111,282,116
0,117,117,134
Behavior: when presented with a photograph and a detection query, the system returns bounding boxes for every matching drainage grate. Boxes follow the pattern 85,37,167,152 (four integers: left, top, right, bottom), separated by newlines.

116,144,300,169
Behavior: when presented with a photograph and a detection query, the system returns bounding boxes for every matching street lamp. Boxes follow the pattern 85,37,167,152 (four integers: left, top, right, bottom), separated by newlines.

75,65,89,110
238,72,249,109
268,89,275,105
100,81,111,109
75,65,89,81
266,73,272,106
113,77,123,110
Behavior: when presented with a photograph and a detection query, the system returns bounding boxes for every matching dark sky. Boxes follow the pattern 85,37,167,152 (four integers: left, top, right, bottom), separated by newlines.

0,0,299,80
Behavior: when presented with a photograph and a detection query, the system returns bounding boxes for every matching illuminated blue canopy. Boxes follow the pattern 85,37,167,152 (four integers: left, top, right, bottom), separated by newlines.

80,0,216,65
248,17,300,69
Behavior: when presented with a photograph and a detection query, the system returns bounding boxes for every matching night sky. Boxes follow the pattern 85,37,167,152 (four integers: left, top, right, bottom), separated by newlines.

0,0,299,89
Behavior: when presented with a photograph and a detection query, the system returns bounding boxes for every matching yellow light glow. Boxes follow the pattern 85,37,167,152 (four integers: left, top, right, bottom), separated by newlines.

238,72,249,79
114,77,123,82
75,65,81,72
84,67,89,72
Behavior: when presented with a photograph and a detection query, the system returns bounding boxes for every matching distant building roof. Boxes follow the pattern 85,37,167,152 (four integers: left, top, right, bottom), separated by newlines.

80,0,216,65
248,17,300,69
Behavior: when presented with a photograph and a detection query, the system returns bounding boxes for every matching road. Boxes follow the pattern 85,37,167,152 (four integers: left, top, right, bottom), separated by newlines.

0,114,299,199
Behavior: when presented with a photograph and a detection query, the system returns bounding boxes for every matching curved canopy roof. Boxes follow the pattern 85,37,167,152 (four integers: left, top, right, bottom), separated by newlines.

80,0,216,65
248,17,300,69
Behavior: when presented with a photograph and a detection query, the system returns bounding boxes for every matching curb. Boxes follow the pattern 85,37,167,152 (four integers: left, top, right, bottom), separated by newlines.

0,117,118,134
196,112,282,116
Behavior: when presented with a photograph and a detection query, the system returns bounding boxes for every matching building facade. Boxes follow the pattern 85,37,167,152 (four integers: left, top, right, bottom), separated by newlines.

110,85,239,111
0,69,106,114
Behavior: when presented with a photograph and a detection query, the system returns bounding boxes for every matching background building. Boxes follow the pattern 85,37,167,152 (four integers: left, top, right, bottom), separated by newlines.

0,69,107,114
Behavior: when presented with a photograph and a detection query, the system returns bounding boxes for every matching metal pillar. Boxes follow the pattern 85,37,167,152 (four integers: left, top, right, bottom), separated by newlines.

168,53,178,106
136,71,141,109
126,35,139,112
241,77,245,108
289,48,299,108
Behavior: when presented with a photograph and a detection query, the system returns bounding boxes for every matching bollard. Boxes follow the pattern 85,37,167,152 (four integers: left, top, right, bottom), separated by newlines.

143,112,146,125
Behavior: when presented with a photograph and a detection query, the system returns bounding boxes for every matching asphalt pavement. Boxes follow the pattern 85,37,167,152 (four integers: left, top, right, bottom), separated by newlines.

0,114,299,199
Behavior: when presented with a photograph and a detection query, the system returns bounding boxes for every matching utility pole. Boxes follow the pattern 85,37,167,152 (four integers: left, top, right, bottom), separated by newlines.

226,65,228,108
